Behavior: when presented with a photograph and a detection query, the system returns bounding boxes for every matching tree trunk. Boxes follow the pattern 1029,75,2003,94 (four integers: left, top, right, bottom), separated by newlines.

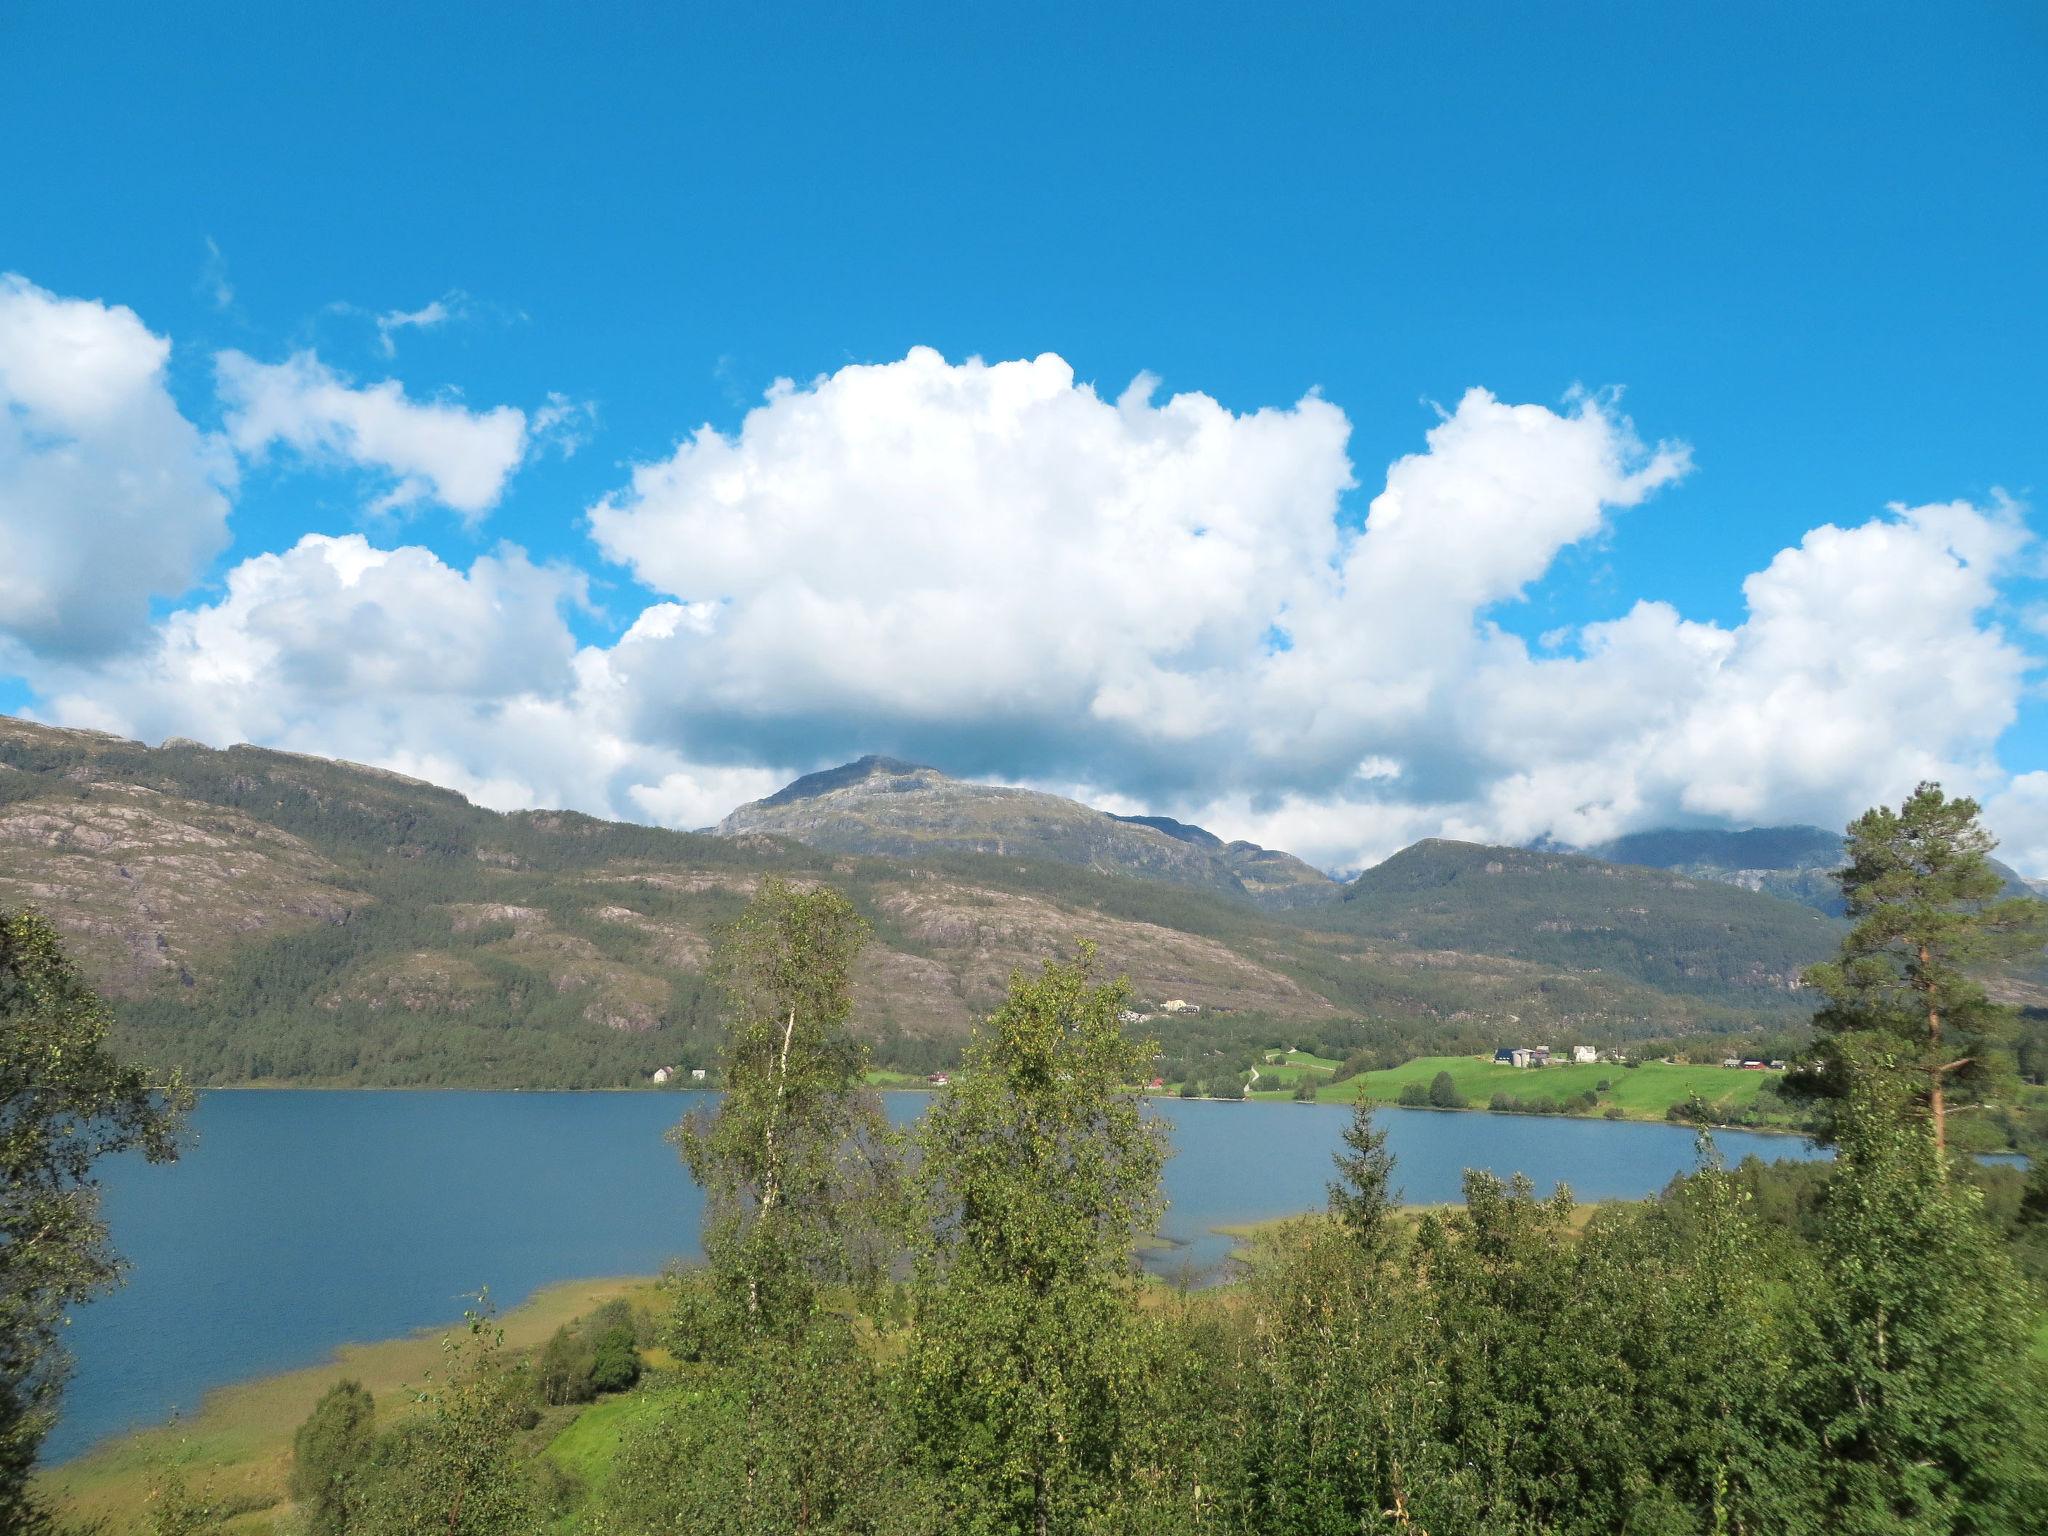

748,1003,799,1322
1919,944,1947,1171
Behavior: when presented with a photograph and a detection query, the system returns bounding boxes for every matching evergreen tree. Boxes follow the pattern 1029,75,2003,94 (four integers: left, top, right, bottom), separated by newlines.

672,879,895,1336
0,907,190,1531
290,1379,376,1536
1428,1069,1464,1109
1327,1098,1401,1265
902,946,1167,1535
1796,784,2044,1158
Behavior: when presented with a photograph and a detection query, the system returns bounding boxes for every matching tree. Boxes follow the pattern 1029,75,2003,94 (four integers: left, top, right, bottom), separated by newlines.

902,946,1167,1535
290,1379,376,1536
1805,1070,2048,1531
672,879,894,1337
0,906,190,1529
1796,784,2045,1160
1327,1099,1401,1265
1428,1069,1465,1109
351,1305,542,1536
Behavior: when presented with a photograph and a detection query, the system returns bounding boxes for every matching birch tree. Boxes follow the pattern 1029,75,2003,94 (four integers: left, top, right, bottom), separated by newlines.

673,879,894,1337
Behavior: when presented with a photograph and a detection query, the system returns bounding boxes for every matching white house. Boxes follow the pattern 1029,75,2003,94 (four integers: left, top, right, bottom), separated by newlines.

1510,1048,1538,1069
1572,1045,1597,1065
690,1067,707,1082
650,1067,673,1085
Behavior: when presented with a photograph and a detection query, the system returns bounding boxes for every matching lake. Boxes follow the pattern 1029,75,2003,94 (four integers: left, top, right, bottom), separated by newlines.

51,1089,1828,1463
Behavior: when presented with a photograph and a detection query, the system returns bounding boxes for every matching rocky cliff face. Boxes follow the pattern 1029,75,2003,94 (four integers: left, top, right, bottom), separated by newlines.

714,755,1341,911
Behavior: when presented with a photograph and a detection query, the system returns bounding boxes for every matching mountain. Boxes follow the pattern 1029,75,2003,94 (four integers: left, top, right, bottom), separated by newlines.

1326,838,1840,1001
1585,823,2037,916
713,755,1342,911
1586,825,1851,913
0,717,1829,1087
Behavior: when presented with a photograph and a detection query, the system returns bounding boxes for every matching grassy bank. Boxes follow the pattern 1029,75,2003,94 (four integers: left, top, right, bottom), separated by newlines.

1245,1053,1785,1124
39,1275,664,1533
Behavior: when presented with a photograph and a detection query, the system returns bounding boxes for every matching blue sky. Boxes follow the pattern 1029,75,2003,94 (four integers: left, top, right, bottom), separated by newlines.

2,3,2045,869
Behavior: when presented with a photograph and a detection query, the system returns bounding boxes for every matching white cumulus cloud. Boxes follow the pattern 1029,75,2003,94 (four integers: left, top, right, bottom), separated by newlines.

215,349,530,519
8,331,2040,875
0,273,234,658
30,534,611,808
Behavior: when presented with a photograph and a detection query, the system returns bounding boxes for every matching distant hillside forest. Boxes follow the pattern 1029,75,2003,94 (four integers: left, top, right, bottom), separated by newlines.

3,716,2042,1105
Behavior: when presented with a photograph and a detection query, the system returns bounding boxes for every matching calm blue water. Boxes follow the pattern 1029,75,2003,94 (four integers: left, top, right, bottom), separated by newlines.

52,1090,1828,1464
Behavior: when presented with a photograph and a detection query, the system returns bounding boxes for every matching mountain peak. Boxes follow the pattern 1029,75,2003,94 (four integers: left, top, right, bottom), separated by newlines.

756,754,942,809
716,757,1340,911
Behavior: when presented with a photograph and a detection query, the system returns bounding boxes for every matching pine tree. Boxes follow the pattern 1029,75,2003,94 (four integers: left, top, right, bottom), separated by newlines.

1795,784,2044,1159
1328,1098,1401,1264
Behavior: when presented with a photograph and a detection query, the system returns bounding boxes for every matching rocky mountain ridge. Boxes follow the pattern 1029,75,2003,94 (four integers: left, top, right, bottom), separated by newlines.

713,755,1342,911
0,718,1847,1086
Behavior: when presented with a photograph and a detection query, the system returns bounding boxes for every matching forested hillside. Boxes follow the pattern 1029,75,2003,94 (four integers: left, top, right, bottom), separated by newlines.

1,717,1841,1087
1329,838,1838,1000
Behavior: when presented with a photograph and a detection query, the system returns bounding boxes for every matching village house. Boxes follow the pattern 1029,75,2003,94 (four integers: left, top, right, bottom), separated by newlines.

650,1066,673,1085
1572,1045,1597,1064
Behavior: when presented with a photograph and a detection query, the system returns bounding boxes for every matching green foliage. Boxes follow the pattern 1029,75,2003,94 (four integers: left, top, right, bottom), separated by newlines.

290,1378,376,1535
1327,1100,1399,1265
673,880,897,1338
141,1450,228,1536
0,907,190,1531
1796,783,2048,1156
350,1305,544,1536
902,946,1167,1533
1806,1070,2048,1531
538,1301,641,1406
594,1319,930,1535
1427,1068,1465,1108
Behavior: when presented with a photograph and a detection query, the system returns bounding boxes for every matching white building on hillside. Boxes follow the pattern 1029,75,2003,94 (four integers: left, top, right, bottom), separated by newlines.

1572,1045,1597,1065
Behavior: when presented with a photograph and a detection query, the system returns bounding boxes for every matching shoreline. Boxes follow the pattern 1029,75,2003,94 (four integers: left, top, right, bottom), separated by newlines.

39,1274,664,1527
196,1081,1825,1139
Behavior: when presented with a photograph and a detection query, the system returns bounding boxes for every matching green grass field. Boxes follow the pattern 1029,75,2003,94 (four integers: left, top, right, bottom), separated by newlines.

545,1383,672,1495
1248,1053,1783,1123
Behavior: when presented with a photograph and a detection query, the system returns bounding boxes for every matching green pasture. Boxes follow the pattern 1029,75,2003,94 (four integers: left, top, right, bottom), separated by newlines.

1248,1053,1781,1122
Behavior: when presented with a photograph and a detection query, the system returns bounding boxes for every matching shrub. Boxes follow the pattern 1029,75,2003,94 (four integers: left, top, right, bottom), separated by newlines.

540,1299,642,1405
289,1379,376,1536
1428,1070,1466,1110
1596,1078,1613,1093
1604,1106,1626,1120
1292,1077,1318,1102
1399,1082,1431,1107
